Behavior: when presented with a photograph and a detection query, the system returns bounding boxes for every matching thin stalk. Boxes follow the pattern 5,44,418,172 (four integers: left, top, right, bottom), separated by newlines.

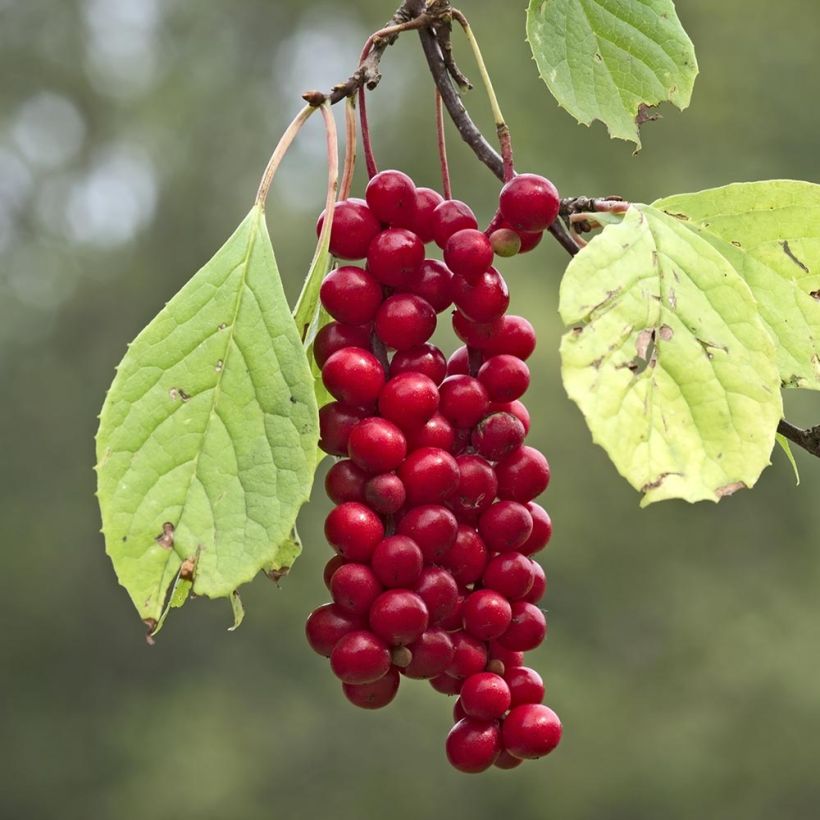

358,85,378,178
339,97,357,200
435,90,453,199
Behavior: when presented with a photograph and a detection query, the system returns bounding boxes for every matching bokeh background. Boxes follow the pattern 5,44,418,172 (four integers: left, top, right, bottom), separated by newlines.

2,1,820,818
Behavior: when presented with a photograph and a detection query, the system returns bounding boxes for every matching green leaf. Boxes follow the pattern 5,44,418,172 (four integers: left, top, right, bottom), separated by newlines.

526,0,698,148
775,433,800,485
559,205,783,505
654,181,820,389
96,206,319,626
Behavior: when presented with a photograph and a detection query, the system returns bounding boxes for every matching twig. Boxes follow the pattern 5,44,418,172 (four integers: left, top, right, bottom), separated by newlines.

778,419,820,459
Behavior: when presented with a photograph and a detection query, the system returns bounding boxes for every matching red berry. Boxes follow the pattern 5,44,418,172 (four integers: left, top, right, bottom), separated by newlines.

405,412,455,451
347,417,407,473
451,268,510,323
478,355,530,402
447,631,488,678
323,555,347,590
367,227,425,287
396,504,458,563
453,698,468,722
439,592,466,632
524,561,546,604
438,375,490,427
318,402,369,456
431,199,478,248
389,343,447,384
502,704,562,759
320,266,383,325
366,169,417,227
411,187,444,242
460,672,512,720
444,229,494,282
324,502,385,561
443,524,488,585
371,535,424,588
446,718,502,773
516,228,543,253
330,630,392,684
446,345,472,377
414,565,459,625
451,310,497,350
403,627,455,679
497,601,547,651
305,603,361,657
369,589,429,646
488,642,524,671
375,293,436,350
430,673,463,695
495,446,550,502
448,454,498,521
490,400,531,435
404,259,454,313
471,412,526,461
330,562,383,617
342,666,400,709
485,315,536,360
462,589,512,641
322,348,385,406
504,666,544,706
316,198,381,260
478,500,533,553
399,446,460,505
363,473,406,515
313,322,372,368
498,173,560,232
379,371,439,429
520,502,552,555
494,750,524,770
324,459,367,504
482,552,535,601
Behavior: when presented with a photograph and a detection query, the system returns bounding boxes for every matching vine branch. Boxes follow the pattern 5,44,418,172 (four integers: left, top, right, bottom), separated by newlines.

778,420,820,459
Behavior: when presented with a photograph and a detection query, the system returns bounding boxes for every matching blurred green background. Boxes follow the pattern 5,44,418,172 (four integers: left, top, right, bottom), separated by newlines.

2,1,819,817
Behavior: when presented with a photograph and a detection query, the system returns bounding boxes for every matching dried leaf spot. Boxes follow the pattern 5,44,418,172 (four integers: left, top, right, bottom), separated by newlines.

635,103,662,126
716,481,747,498
217,322,228,331
781,240,810,273
658,324,674,341
641,472,679,493
215,360,224,372
169,387,191,402
179,556,197,581
810,290,820,301
154,522,175,550
635,329,654,360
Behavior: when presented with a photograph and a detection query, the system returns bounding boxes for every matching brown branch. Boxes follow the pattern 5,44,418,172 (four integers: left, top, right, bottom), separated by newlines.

778,419,820,459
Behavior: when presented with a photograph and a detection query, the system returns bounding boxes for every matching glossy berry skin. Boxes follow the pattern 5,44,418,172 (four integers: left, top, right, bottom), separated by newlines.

497,601,547,651
431,199,478,248
330,630,392,684
478,355,530,403
488,642,524,671
471,412,526,461
330,563,383,617
443,525,488,585
485,315,536,360
399,446,460,505
324,459,367,504
453,698,468,722
504,666,545,707
371,535,423,588
461,589,512,641
438,375,490,428
520,502,552,555
397,504,458,563
367,228,425,288
446,718,502,773
430,673,463,696
414,566,459,625
411,187,444,242
451,268,510,323
317,198,381,260
405,413,455,452
446,346,471,377
494,750,524,770
444,229,494,282
365,169,416,227
447,632,489,678
478,500,533,553
495,446,550,502
305,603,361,657
389,343,447,384
369,589,429,646
438,593,466,632
363,473,406,515
313,321,372,368
320,266,383,325
496,217,544,254
342,666,400,709
319,402,369,456
347,417,407,474
375,294,436,350
323,555,347,590
460,672,512,720
482,552,535,601
498,173,560,232
403,628,455,679
322,348,385,407
490,400,530,435
524,561,546,604
325,502,384,561
379,372,439,430
451,310,497,351
405,259,453,313
449,455,498,521
502,704,562,759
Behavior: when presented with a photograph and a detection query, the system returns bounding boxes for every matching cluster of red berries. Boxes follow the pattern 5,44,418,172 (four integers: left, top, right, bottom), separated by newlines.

305,168,562,773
